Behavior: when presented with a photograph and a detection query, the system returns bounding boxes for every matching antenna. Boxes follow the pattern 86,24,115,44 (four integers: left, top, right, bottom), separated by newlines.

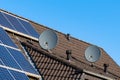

39,30,58,50
85,45,101,62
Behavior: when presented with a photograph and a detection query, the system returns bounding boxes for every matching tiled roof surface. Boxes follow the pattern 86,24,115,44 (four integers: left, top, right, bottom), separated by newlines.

31,22,120,79
21,41,119,80
22,42,83,80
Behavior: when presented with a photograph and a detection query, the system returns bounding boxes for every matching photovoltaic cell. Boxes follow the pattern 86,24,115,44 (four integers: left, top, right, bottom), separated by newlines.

18,19,39,38
0,12,14,29
0,27,17,48
0,46,21,70
8,48,39,75
0,59,3,65
3,13,29,35
0,67,14,80
0,61,2,65
0,67,29,80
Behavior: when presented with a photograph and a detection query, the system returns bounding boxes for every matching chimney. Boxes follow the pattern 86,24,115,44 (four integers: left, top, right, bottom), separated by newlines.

66,33,70,41
66,50,72,61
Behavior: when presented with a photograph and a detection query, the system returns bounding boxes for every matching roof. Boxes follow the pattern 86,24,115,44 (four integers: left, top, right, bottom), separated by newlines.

0,9,120,80
30,20,120,79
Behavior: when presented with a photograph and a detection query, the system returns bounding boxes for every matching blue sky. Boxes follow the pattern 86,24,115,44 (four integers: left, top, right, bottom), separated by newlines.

0,0,120,65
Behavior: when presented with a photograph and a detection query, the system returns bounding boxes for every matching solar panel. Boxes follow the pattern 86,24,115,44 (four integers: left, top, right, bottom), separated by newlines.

3,13,29,35
9,70,29,80
0,27,17,48
18,19,39,38
0,12,15,29
0,12,39,38
0,44,39,75
0,46,22,70
0,67,14,80
0,12,40,79
0,67,29,80
8,48,39,75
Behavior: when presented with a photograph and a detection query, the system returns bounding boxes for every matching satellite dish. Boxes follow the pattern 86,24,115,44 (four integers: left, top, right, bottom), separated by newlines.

39,30,58,50
85,45,101,62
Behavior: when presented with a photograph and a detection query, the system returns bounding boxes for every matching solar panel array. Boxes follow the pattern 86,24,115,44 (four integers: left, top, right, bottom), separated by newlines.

0,11,39,38
0,27,40,79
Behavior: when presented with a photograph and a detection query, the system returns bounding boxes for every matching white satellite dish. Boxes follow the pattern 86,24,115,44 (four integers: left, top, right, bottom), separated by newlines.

39,30,58,50
85,45,101,62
